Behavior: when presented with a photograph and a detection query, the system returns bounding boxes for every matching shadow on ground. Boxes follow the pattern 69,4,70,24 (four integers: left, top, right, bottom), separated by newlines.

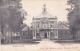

1,39,41,45
1,41,40,45
53,40,80,44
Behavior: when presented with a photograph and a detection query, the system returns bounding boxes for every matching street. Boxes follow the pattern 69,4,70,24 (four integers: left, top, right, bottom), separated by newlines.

1,39,80,51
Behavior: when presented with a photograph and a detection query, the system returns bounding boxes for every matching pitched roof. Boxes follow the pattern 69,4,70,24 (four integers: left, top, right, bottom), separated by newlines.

35,4,57,18
58,21,69,29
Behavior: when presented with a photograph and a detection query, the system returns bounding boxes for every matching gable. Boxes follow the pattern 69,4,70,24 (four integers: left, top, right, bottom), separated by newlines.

58,23,69,29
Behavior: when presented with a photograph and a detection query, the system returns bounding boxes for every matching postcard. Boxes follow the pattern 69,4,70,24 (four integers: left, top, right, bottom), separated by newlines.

1,0,80,51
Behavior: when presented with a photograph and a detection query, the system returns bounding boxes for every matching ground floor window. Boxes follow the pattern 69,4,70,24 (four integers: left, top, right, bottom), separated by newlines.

36,33,40,36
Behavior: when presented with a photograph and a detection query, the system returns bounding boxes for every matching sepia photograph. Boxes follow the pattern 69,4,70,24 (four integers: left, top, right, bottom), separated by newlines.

0,0,80,51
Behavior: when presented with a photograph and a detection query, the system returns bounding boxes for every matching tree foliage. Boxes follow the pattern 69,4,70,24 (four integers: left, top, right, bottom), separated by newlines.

0,0,27,35
67,0,80,38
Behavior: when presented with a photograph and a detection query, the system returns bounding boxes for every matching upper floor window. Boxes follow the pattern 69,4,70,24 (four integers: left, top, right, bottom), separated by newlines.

37,25,39,28
50,21,54,23
36,22,40,28
51,25,53,28
43,24,47,28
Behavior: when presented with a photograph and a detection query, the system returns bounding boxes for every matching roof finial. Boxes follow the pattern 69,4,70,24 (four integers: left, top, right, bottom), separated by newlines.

42,3,47,14
43,3,47,11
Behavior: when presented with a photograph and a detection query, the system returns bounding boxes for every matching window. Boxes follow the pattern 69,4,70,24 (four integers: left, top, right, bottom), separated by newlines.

50,21,54,23
60,31,62,35
37,33,40,36
51,25,53,28
48,33,49,36
36,22,40,28
65,31,68,35
37,25,39,28
43,24,47,28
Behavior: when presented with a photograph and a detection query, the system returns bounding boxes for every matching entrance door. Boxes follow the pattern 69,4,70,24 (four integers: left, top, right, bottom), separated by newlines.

44,33,47,38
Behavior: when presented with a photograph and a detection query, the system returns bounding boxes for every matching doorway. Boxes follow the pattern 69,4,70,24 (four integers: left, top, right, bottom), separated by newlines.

44,33,47,38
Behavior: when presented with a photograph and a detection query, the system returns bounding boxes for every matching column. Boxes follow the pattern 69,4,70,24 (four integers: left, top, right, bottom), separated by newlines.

40,31,44,38
47,31,48,38
47,31,50,38
33,30,36,39
55,30,58,39
78,30,80,39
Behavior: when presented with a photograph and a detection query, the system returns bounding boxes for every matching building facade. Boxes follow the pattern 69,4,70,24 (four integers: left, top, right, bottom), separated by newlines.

32,4,58,39
32,4,71,40
58,21,71,40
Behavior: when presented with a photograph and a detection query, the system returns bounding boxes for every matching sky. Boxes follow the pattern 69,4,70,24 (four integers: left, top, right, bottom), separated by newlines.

21,0,70,26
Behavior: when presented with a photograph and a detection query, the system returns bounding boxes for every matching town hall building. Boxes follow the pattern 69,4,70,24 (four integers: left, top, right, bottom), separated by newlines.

32,4,71,40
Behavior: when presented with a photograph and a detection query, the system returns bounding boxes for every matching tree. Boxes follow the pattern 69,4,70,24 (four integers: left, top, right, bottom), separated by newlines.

67,0,80,39
0,0,7,39
0,0,27,42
